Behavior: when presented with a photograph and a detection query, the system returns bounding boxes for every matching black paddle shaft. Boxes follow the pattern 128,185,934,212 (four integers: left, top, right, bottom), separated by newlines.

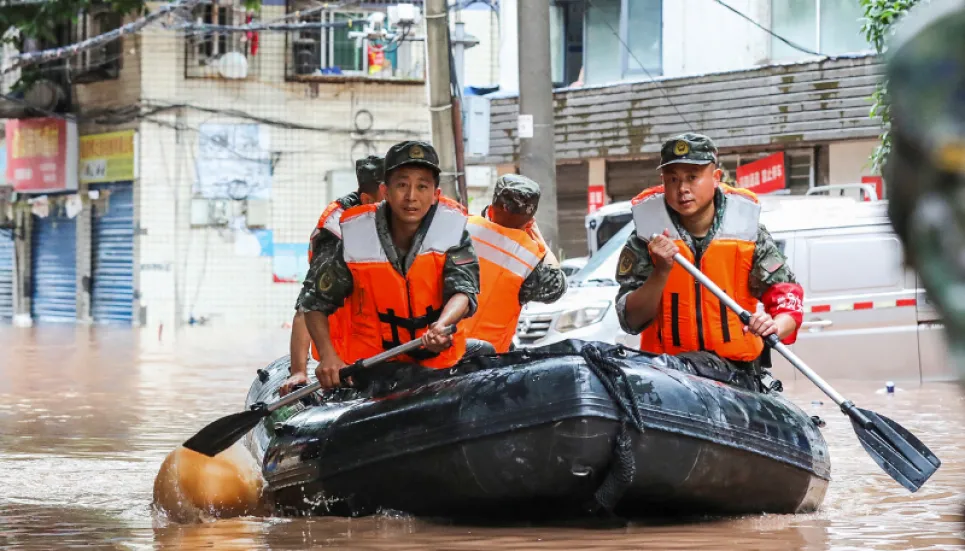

182,324,457,457
659,241,941,492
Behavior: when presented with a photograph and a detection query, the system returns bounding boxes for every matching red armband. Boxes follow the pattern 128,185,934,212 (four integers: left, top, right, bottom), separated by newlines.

762,282,804,345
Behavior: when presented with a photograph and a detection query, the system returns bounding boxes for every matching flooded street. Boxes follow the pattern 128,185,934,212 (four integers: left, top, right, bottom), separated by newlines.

1,326,963,550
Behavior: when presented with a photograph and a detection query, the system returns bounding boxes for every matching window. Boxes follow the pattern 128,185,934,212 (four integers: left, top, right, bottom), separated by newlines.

286,3,424,81
807,236,903,294
186,3,256,79
594,212,633,252
622,0,661,77
25,8,122,85
70,10,123,83
550,4,565,85
771,0,869,61
584,0,662,86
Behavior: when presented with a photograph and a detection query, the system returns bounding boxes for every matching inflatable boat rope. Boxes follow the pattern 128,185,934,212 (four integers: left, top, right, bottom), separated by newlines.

580,344,647,514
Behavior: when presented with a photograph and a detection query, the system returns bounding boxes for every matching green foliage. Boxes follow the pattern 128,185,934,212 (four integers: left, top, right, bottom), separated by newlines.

859,0,920,174
0,0,146,45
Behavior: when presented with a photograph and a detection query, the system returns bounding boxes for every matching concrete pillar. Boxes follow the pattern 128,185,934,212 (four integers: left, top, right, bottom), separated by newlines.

588,158,608,204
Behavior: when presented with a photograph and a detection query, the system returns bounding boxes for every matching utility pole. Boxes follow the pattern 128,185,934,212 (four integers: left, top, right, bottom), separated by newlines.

517,0,558,251
425,0,459,200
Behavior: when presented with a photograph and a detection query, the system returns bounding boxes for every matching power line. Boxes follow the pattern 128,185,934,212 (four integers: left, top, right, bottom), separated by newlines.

0,92,421,138
177,20,357,34
583,0,696,133
2,0,368,73
710,0,825,58
2,0,202,75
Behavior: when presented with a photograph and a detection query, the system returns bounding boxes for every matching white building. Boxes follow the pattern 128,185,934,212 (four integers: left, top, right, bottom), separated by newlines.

467,0,885,258
0,0,499,329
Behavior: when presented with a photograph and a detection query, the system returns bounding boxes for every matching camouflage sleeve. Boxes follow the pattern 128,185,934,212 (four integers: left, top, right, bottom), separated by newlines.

296,239,354,316
749,223,798,299
443,229,481,318
308,228,338,266
615,231,655,334
518,260,567,305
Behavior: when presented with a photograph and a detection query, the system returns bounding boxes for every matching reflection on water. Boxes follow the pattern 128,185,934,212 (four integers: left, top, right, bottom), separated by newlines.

0,326,963,550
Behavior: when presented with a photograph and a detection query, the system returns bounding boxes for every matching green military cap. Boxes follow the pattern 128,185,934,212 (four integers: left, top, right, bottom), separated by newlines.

355,155,384,186
383,141,441,177
492,174,540,216
658,133,719,169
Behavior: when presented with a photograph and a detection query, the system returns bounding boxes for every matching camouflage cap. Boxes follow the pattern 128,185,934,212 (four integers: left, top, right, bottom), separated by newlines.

355,155,384,186
658,133,719,169
383,141,441,177
492,174,541,216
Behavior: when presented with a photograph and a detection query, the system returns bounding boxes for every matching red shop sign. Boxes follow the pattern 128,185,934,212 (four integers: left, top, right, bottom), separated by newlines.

736,152,786,194
588,184,606,213
861,175,883,201
6,118,78,193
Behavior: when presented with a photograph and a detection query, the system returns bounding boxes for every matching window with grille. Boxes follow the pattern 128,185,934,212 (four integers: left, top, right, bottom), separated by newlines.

69,9,124,83
185,2,257,79
286,3,425,81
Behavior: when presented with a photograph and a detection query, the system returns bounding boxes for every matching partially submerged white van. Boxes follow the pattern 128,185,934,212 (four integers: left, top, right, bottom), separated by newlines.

518,193,952,383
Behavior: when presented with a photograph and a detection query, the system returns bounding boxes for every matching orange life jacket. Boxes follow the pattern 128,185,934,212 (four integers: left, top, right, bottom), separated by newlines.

339,197,469,368
308,200,346,264
631,183,764,362
460,211,547,353
308,199,349,362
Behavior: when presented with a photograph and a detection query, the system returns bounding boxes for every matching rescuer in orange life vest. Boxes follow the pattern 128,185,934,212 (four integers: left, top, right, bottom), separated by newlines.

615,133,805,390
461,175,568,352
281,155,385,396
297,140,494,389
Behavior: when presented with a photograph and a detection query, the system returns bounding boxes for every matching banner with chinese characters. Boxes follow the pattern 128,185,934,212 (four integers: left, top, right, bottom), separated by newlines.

588,184,606,213
79,130,135,184
736,152,785,195
6,118,79,193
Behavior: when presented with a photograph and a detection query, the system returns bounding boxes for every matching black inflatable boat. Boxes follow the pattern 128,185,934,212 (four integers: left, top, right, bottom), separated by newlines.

243,341,831,519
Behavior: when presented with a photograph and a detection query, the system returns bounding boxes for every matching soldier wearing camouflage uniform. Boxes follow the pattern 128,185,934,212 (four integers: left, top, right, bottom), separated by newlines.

462,175,567,352
282,156,385,396
615,133,805,389
298,140,488,388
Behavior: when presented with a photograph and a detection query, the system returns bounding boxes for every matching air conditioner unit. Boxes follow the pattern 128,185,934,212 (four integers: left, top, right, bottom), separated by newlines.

293,38,320,75
388,4,421,27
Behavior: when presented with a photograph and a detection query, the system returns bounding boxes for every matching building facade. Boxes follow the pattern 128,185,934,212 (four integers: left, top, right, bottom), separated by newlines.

469,0,885,258
0,0,501,329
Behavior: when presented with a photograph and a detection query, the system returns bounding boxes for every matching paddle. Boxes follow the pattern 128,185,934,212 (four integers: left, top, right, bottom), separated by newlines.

663,245,941,492
182,324,457,458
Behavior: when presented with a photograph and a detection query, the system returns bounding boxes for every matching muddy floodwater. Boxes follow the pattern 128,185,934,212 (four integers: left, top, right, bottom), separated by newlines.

1,326,963,550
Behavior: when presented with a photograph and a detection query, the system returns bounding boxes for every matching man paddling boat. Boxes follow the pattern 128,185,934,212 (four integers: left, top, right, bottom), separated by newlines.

615,133,805,390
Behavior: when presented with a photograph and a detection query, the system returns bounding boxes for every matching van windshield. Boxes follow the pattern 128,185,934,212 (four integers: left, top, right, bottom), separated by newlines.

569,222,634,287
594,213,633,252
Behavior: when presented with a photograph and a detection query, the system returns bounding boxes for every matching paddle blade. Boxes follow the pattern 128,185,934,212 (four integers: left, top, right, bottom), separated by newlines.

182,407,268,458
850,407,941,493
